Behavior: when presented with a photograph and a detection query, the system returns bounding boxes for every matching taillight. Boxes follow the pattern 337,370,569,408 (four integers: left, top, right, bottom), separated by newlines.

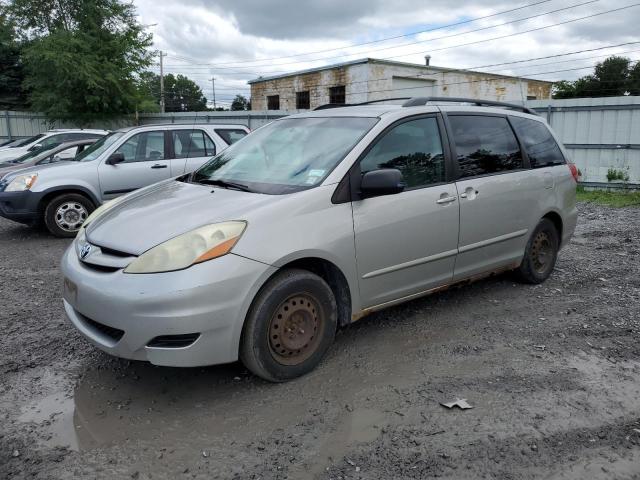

568,163,579,183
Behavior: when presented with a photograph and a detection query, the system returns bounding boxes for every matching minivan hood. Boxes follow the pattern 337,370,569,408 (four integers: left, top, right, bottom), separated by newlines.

86,179,275,255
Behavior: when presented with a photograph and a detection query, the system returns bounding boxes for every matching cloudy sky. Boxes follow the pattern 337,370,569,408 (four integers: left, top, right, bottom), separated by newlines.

134,0,640,107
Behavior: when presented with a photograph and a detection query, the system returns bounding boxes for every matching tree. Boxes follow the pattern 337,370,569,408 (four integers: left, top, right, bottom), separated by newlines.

8,0,153,123
552,56,634,99
136,72,208,112
231,94,249,111
0,10,27,109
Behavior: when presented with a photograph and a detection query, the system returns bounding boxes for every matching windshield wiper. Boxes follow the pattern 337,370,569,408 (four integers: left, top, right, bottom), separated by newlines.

196,178,252,192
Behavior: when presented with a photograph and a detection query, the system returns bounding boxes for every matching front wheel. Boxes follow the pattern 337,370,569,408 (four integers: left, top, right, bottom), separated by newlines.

516,218,559,284
240,269,337,382
43,193,94,238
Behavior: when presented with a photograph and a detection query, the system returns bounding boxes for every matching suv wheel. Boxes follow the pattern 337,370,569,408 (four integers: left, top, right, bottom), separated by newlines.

516,218,559,284
44,194,95,238
240,269,337,382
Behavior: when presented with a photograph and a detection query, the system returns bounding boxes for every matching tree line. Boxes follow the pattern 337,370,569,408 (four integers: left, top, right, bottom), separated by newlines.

0,0,250,124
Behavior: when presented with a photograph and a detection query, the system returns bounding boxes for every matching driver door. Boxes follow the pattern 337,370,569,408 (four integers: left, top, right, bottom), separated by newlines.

98,130,171,200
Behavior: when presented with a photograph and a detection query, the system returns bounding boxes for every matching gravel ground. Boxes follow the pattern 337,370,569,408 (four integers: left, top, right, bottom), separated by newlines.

1,202,639,480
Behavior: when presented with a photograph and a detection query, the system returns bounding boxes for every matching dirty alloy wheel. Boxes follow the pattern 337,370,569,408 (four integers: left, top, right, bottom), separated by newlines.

44,193,95,238
516,218,559,284
240,269,337,382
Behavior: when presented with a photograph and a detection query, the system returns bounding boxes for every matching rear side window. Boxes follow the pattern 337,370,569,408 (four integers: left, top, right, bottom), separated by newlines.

509,116,565,167
172,130,216,158
215,129,247,145
360,117,445,189
449,115,523,179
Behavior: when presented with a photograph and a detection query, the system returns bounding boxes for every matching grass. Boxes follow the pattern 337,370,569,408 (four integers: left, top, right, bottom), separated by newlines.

576,186,640,208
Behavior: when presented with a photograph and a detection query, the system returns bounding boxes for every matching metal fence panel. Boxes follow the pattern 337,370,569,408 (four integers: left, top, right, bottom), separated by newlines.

3,98,640,185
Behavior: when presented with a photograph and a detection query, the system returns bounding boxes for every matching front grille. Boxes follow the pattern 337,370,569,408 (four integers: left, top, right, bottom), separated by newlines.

147,333,200,348
84,316,125,342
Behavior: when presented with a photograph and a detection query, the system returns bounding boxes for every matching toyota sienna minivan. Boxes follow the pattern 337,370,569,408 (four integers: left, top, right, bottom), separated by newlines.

61,97,578,382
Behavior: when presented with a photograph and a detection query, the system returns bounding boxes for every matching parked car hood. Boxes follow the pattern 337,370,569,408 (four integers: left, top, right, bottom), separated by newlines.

0,160,77,180
0,148,28,163
85,179,277,255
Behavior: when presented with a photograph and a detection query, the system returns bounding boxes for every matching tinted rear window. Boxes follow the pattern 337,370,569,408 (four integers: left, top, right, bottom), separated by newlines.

509,116,565,168
449,115,523,179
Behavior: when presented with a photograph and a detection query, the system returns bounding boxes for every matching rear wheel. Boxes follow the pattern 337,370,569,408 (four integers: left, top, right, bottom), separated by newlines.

240,269,337,382
516,218,559,284
43,193,94,238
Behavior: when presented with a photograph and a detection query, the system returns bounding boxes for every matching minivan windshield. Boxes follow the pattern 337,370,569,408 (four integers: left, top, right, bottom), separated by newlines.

75,131,125,162
192,117,378,194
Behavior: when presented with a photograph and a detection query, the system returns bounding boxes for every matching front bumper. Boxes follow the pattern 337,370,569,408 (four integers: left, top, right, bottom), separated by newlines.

0,190,43,224
61,245,277,367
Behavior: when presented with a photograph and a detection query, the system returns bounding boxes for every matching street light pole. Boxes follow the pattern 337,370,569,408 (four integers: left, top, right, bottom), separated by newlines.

159,50,167,113
210,77,216,110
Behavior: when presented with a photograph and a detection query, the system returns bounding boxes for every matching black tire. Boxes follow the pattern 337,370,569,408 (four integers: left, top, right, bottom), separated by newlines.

43,193,95,238
240,269,337,382
516,218,559,284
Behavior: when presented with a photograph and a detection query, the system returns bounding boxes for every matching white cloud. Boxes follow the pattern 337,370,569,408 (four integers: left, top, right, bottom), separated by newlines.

134,0,640,104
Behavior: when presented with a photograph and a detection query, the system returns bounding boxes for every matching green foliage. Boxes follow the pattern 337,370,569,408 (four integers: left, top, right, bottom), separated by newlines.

0,11,27,109
137,71,208,112
576,186,640,207
552,56,639,99
231,94,249,111
7,0,153,123
606,167,630,182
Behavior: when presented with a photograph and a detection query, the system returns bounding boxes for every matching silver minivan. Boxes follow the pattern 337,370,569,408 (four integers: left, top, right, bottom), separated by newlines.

0,123,249,236
61,98,578,382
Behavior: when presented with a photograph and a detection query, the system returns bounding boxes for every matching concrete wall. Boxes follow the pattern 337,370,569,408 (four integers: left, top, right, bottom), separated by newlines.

249,62,552,110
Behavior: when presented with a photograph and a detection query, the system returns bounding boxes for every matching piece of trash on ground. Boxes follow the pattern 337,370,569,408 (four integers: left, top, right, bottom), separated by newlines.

440,398,473,410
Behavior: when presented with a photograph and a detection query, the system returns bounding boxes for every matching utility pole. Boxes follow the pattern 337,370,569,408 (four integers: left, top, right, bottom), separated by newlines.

210,77,217,110
159,51,167,113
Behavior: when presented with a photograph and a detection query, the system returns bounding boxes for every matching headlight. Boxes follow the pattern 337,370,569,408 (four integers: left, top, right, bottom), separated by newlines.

6,173,37,192
124,221,247,274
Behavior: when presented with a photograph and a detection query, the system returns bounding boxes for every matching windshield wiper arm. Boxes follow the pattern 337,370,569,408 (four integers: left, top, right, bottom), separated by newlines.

196,178,252,192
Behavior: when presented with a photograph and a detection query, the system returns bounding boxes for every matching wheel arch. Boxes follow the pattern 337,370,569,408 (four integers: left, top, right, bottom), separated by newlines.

37,186,100,214
541,210,563,240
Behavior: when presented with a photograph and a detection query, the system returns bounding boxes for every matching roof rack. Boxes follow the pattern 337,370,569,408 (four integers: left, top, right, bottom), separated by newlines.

402,96,538,115
314,98,412,110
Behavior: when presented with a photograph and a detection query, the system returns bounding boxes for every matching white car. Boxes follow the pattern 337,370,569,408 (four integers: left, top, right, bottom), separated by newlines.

0,129,108,163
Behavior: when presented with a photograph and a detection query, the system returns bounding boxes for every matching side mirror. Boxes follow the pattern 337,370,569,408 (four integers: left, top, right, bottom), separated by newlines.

106,152,125,165
360,169,405,198
29,143,43,151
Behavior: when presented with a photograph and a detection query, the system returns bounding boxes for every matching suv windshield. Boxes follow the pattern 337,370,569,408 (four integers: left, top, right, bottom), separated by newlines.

75,132,125,162
192,117,378,194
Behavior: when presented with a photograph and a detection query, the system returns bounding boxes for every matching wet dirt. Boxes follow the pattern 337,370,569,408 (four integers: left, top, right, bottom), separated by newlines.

1,202,639,479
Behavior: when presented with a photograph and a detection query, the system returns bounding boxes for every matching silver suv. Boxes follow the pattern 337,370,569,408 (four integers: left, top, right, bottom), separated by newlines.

61,97,578,382
0,123,249,236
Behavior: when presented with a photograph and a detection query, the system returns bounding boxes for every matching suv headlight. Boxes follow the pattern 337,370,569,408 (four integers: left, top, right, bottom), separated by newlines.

6,173,37,192
124,221,247,274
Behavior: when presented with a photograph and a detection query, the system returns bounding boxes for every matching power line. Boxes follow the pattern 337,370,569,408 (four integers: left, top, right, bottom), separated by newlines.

161,0,632,72
175,0,556,67
198,0,601,69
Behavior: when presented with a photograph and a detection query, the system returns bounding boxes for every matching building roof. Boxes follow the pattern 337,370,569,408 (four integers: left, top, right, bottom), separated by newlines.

247,57,553,85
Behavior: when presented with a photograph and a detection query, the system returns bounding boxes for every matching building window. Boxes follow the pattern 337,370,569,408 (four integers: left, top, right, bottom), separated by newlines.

329,86,345,104
267,95,280,110
296,91,310,109
527,95,537,100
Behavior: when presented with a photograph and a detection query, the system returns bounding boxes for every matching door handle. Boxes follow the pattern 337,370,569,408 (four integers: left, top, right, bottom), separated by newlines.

436,196,457,205
151,164,167,169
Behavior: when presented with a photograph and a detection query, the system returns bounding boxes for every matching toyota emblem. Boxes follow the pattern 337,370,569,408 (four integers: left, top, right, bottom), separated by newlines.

80,243,92,259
